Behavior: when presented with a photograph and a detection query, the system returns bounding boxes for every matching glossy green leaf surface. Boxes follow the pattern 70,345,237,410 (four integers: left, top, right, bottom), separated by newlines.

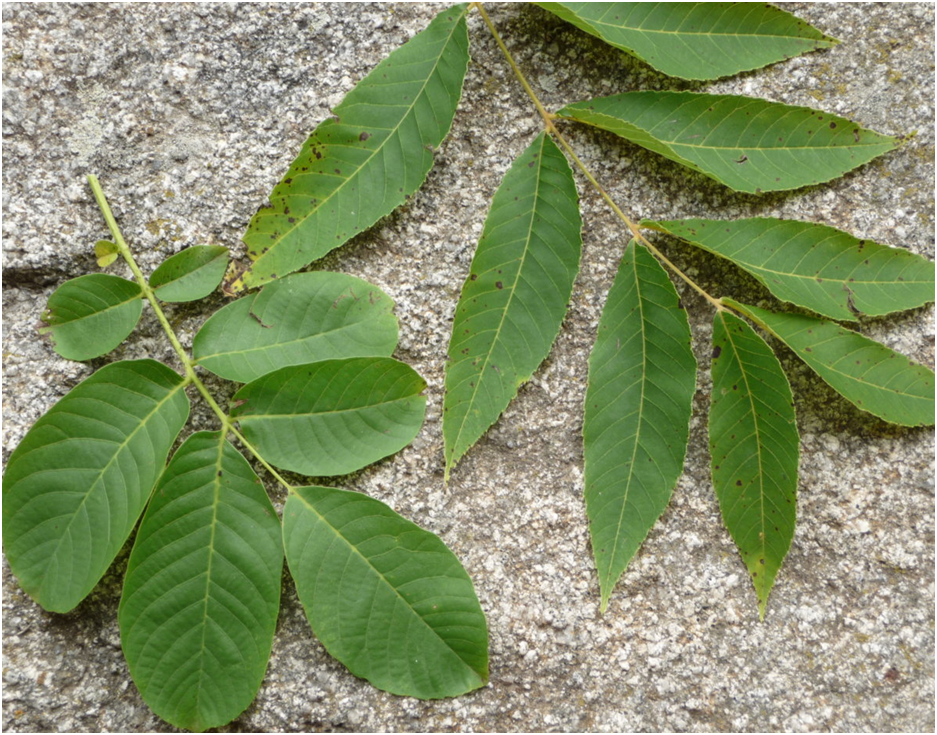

557,92,897,193
39,274,143,361
193,272,398,383
583,242,696,612
232,357,427,476
727,300,936,427
444,133,582,478
710,310,799,617
230,4,470,291
534,2,836,81
120,432,282,732
283,485,488,699
149,245,229,302
2,360,189,612
644,218,936,321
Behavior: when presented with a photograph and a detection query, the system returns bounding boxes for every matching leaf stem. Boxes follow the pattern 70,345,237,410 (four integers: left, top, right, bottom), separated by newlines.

472,3,723,311
86,175,298,494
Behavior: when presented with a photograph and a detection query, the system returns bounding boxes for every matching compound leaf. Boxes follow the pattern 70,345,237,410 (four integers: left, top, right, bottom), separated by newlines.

193,272,398,383
120,431,282,733
534,2,836,81
557,92,897,193
39,273,143,361
149,245,229,303
726,300,936,427
2,360,189,613
283,485,488,699
231,357,427,477
444,132,582,478
229,4,470,291
584,241,696,612
710,310,799,618
644,218,936,321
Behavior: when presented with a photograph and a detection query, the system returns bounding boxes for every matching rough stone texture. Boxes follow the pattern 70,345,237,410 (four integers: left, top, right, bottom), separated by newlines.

2,3,933,732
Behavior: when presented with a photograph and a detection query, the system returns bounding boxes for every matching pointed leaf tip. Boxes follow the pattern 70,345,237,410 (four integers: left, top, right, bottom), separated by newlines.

120,432,282,732
3,360,189,612
558,92,897,193
727,300,936,427
584,242,696,610
534,2,836,80
644,218,936,321
230,4,471,291
283,485,488,699
709,311,799,616
444,132,582,476
39,273,143,361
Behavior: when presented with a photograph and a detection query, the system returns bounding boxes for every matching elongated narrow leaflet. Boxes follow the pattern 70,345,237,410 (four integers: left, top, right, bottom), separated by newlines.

726,300,936,427
444,132,582,478
120,432,282,733
557,92,897,193
230,4,470,291
710,311,799,618
2,360,190,612
193,271,398,383
39,273,143,361
283,485,489,699
584,242,696,612
534,2,836,81
231,357,427,476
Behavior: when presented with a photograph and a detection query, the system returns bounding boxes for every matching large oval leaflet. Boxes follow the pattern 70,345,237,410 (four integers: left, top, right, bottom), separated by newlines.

2,360,190,613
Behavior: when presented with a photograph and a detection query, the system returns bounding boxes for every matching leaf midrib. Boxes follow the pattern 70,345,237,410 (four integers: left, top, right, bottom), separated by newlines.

44,285,142,328
243,10,465,267
236,393,421,421
447,135,548,467
291,491,483,682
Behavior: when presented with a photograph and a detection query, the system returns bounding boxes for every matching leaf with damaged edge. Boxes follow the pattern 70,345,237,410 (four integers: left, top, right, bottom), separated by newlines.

643,218,936,321
534,2,836,81
2,360,190,612
231,357,427,477
149,245,229,303
710,310,799,618
193,271,398,383
230,4,470,291
557,91,897,193
39,273,143,361
726,299,936,427
119,431,282,733
283,485,488,699
584,241,696,612
444,132,582,478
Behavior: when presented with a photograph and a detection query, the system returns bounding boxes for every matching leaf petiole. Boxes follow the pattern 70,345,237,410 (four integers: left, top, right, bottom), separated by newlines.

472,2,723,311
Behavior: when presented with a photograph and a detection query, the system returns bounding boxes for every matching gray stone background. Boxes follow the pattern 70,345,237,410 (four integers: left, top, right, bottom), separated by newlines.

2,3,934,732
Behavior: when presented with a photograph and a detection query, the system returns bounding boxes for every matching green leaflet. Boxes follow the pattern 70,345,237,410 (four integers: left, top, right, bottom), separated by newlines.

2,360,190,612
283,485,488,699
230,4,470,291
231,357,427,476
120,432,282,733
710,311,799,618
149,245,229,302
534,2,836,81
95,240,119,268
443,132,582,478
643,218,937,321
193,272,398,383
39,273,143,361
583,242,696,612
726,300,936,427
557,92,897,193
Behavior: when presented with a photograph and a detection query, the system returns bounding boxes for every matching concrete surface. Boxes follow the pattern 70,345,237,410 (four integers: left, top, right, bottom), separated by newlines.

2,3,934,732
